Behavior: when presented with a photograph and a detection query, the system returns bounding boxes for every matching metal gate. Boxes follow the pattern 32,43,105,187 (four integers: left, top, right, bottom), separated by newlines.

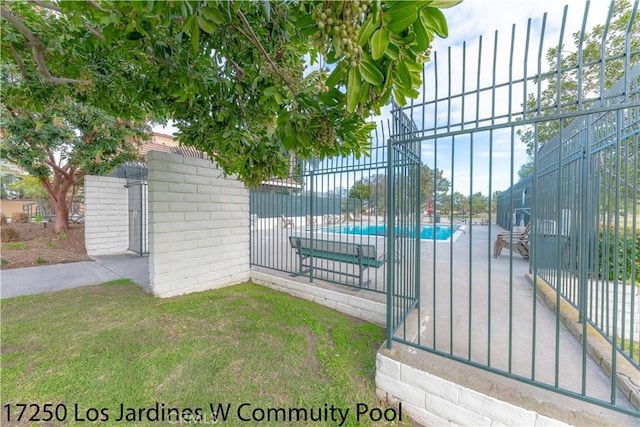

127,180,148,256
386,104,422,342
388,1,639,417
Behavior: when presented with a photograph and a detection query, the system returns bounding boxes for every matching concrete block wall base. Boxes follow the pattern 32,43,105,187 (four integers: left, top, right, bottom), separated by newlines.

250,269,386,326
376,344,638,426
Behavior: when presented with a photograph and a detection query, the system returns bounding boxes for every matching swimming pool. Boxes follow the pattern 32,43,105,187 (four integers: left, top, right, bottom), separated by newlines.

322,224,460,241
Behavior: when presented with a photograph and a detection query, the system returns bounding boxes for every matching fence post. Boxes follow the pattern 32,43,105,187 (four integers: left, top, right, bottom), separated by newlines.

309,164,314,283
386,139,395,349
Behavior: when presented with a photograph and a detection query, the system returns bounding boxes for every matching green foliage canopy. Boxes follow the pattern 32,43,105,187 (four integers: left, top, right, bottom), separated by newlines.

1,0,461,187
0,95,149,232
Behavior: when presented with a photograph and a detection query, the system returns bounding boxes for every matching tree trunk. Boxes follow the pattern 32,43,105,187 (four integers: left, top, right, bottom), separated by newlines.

40,172,74,234
52,194,70,234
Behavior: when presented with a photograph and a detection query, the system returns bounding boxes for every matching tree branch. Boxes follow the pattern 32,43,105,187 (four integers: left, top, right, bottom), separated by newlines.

40,177,56,202
85,22,106,42
230,3,293,88
45,149,71,178
33,1,106,41
9,44,28,78
67,178,79,212
87,1,105,12
1,5,90,84
226,57,245,80
32,1,61,13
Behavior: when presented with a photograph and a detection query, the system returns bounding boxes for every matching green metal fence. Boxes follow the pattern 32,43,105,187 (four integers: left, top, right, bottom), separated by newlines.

496,177,532,230
250,126,394,293
387,1,639,417
248,0,639,417
525,63,640,371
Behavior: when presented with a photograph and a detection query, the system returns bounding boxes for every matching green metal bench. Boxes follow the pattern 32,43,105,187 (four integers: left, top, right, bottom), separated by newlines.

288,236,384,287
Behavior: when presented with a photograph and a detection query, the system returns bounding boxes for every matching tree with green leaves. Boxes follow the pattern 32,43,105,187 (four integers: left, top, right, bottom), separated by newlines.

347,163,450,216
421,164,450,209
1,0,461,187
518,0,639,156
349,181,374,202
517,159,534,181
451,191,468,214
348,174,387,214
469,191,488,216
0,98,149,233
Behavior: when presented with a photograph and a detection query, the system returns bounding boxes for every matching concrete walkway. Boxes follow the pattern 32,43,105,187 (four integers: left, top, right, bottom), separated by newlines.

0,254,149,299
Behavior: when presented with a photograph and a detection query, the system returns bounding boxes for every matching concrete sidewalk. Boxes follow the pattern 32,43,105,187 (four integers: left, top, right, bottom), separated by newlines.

0,254,149,299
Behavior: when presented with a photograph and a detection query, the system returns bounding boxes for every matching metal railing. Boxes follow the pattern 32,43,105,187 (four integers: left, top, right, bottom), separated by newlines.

388,0,639,417
250,127,393,294
249,0,639,417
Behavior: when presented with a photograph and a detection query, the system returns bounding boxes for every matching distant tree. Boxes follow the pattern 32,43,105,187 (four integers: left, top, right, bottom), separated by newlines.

349,181,373,202
436,193,451,214
1,100,149,233
452,191,468,214
470,192,488,216
518,0,639,156
348,174,387,214
517,159,535,181
421,164,450,209
7,175,48,200
348,166,450,216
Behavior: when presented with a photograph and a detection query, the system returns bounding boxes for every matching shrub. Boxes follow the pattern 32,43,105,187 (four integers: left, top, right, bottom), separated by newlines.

598,227,640,283
0,214,6,225
1,226,21,242
11,212,28,223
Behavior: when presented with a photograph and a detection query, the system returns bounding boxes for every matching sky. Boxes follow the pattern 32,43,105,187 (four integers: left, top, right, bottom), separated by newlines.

154,0,621,196
408,0,614,195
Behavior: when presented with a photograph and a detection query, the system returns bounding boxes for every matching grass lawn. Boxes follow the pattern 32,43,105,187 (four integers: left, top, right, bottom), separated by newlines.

1,281,409,426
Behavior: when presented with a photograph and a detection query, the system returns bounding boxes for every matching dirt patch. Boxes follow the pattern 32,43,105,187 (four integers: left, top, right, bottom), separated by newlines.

1,222,90,269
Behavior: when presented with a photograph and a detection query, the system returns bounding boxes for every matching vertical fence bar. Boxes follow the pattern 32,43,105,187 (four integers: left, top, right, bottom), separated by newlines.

386,122,395,349
488,29,499,367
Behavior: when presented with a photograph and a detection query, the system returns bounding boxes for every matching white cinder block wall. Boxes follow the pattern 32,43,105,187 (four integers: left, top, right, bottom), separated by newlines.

376,352,570,427
84,176,129,255
147,151,250,297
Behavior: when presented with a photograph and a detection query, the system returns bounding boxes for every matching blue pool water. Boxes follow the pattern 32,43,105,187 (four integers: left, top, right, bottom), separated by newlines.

323,224,460,240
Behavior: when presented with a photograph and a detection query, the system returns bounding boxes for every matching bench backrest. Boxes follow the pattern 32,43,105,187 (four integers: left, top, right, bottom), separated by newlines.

289,236,378,260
